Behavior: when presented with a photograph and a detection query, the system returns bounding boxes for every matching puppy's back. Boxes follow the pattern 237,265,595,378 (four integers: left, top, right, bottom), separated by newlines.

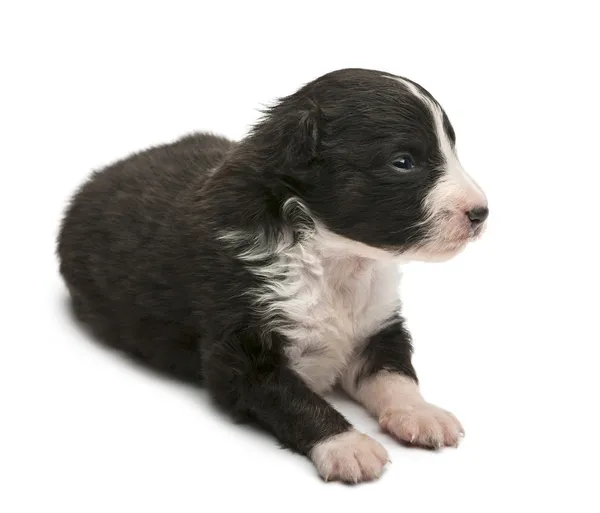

58,131,232,268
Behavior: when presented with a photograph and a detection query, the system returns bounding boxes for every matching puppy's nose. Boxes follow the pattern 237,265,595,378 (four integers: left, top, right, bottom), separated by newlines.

467,206,489,225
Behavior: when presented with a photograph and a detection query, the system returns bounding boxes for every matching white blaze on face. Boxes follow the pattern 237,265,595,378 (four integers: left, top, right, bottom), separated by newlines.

390,76,487,218
381,76,489,261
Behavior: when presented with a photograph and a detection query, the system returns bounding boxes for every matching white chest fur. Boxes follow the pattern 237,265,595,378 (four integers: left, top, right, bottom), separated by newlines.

221,225,403,394
271,245,401,393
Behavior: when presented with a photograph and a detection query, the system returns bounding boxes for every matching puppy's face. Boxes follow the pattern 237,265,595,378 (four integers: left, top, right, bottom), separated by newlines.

284,69,488,262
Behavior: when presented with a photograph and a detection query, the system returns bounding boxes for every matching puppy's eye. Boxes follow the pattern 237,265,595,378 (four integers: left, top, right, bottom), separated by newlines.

391,155,415,171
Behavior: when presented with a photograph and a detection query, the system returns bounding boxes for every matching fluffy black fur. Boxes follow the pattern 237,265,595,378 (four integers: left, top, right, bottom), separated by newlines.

58,68,457,460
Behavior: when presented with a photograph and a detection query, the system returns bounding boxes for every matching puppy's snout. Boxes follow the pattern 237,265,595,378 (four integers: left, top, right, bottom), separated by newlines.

466,206,489,227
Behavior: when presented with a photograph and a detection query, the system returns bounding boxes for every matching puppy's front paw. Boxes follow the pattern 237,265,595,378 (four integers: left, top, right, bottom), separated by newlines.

310,430,389,483
380,403,464,449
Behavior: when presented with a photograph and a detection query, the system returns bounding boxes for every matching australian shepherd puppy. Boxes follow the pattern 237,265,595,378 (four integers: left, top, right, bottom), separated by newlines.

58,68,488,483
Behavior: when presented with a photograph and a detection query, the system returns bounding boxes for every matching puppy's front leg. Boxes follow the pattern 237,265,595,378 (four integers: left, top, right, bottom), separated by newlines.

204,331,388,482
341,319,464,448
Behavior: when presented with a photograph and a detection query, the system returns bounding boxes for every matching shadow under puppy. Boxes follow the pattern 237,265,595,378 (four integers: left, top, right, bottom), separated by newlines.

57,68,488,483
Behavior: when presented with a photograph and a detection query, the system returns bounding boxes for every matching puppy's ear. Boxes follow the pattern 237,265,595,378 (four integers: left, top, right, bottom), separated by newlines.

254,96,320,170
284,99,320,167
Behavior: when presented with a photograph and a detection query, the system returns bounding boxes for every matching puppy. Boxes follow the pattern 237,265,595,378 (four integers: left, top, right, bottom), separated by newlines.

58,68,488,483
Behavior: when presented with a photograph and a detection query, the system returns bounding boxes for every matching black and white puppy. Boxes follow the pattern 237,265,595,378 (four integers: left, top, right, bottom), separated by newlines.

58,68,488,483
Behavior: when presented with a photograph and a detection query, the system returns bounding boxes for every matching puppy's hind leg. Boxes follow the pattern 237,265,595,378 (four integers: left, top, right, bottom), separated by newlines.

204,331,389,483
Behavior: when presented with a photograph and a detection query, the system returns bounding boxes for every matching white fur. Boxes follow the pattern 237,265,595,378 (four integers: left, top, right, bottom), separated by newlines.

310,429,388,482
342,371,464,448
221,219,401,394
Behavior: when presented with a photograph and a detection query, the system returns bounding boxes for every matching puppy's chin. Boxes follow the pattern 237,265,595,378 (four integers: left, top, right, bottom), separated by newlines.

396,213,488,263
398,226,486,263
397,243,468,264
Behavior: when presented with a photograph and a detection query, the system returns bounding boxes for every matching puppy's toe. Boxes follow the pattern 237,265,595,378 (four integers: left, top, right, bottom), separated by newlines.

380,403,463,448
310,430,389,483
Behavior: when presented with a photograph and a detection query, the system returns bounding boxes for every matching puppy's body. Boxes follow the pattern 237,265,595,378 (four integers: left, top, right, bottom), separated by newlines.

58,69,488,482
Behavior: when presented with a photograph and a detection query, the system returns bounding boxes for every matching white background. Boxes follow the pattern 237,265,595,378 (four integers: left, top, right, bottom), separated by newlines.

2,1,599,512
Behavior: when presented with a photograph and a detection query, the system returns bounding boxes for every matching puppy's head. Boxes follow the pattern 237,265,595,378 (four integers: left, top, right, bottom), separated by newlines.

248,68,488,262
